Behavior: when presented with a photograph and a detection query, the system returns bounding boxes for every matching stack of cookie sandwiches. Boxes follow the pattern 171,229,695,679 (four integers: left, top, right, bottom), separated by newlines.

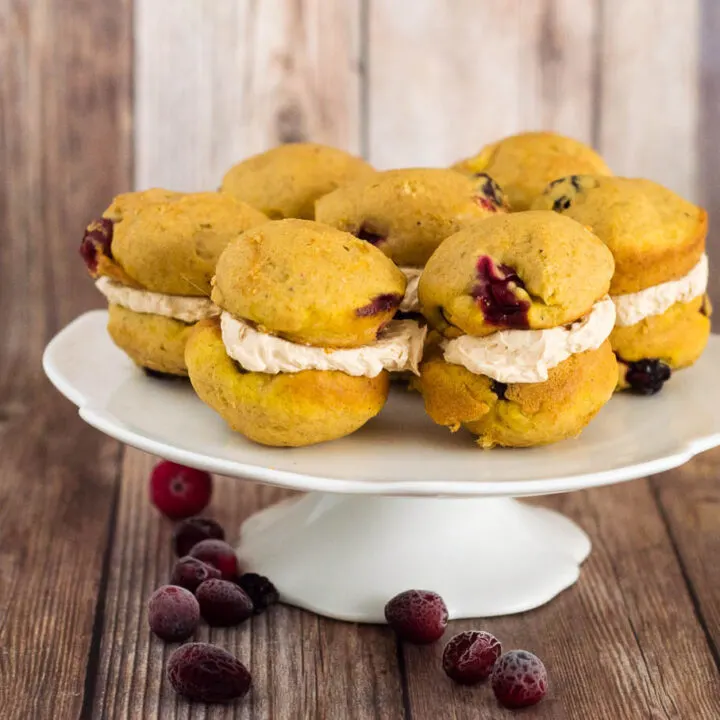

316,168,508,315
80,191,268,376
185,220,426,446
416,211,618,447
533,176,710,394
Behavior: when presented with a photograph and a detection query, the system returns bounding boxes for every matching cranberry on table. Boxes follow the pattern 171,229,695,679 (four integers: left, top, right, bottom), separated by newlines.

196,578,254,627
167,642,252,704
384,589,449,644
149,461,212,520
147,585,200,642
170,556,221,593
491,650,548,708
236,573,279,614
442,630,502,685
173,517,225,557
189,539,240,580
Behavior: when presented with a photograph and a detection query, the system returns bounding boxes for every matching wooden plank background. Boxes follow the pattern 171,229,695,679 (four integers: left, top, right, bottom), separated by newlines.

2,0,719,718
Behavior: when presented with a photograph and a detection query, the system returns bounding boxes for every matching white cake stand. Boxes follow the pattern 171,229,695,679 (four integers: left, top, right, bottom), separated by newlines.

43,311,720,622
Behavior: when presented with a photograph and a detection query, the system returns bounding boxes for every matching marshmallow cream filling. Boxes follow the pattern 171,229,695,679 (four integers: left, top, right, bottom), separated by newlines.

96,276,220,323
399,267,422,313
442,297,616,384
220,313,427,377
612,253,708,327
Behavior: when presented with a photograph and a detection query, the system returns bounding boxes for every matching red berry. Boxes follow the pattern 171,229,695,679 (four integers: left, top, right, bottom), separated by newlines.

170,556,221,592
196,578,254,626
384,589,448,644
149,461,212,520
148,585,199,642
491,650,548,708
173,517,225,557
167,642,251,703
442,631,502,684
236,573,279,614
189,539,239,580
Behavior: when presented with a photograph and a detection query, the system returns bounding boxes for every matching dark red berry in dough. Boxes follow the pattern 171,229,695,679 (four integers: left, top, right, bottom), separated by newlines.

356,293,403,317
471,256,530,328
625,358,671,395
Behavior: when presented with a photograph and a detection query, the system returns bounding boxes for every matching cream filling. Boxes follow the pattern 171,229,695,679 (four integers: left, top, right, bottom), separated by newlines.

96,276,220,323
442,297,616,384
220,313,427,377
612,254,708,327
399,267,422,313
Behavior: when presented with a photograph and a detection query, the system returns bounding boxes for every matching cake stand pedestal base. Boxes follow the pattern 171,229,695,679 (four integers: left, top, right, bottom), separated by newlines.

237,493,591,623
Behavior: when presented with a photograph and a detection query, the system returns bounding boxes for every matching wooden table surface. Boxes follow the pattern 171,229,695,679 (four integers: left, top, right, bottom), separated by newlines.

2,1,720,717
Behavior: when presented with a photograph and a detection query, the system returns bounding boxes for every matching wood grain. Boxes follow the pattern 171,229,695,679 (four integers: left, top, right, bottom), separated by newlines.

367,0,597,169
597,0,700,199
0,0,132,718
699,0,720,310
400,484,720,720
134,0,363,192
90,450,406,719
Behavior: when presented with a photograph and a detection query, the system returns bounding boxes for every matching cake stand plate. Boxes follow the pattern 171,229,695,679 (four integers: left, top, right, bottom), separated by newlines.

43,311,720,621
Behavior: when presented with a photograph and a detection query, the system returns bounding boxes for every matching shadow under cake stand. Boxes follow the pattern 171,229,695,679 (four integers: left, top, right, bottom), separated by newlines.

43,311,720,622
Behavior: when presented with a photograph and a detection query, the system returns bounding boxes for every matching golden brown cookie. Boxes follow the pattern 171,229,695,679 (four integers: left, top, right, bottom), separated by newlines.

185,320,389,447
221,143,375,220
531,175,707,294
453,131,611,211
418,211,614,337
418,340,617,447
107,304,194,376
212,219,407,348
315,168,508,267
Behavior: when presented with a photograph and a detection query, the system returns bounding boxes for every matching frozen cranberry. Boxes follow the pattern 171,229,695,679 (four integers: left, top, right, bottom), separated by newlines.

237,573,279,614
196,579,254,626
173,517,225,557
442,631,502,684
149,461,212,520
170,556,221,592
356,293,403,317
355,223,385,245
471,256,530,328
189,539,240,580
625,358,671,395
79,217,114,272
384,589,448,644
148,585,200,642
491,650,548,708
167,642,251,703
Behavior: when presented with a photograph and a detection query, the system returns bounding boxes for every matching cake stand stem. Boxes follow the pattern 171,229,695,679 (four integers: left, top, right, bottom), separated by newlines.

237,493,590,623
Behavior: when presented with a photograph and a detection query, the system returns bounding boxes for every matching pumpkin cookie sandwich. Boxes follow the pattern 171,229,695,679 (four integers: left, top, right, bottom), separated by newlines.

452,131,612,211
185,219,426,447
316,168,508,314
533,176,710,394
221,143,375,220
416,211,618,447
80,191,268,376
